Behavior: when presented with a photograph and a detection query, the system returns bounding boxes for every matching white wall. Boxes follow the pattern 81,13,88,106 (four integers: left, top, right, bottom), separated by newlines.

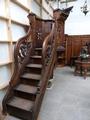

0,0,6,17
10,2,29,24
42,0,53,19
0,20,8,41
65,0,90,35
0,0,44,89
11,23,26,41
29,0,41,17
0,66,11,89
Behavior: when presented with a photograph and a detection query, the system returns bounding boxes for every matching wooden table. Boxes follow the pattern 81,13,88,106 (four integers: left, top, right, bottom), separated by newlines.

74,60,90,79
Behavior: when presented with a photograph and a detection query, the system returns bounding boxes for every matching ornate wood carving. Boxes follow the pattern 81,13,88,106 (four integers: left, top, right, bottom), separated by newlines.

2,12,56,120
53,7,73,46
18,41,31,63
42,23,56,67
53,7,73,66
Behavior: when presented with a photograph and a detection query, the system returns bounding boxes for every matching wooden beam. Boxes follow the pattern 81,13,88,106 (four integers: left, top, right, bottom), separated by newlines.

34,0,53,18
5,0,14,73
11,19,29,26
60,0,77,3
0,40,11,43
0,16,9,21
40,0,42,17
11,0,30,12
45,0,54,10
0,61,13,66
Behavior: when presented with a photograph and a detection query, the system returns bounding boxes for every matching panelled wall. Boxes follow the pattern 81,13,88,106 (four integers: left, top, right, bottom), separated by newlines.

0,0,53,89
66,35,90,64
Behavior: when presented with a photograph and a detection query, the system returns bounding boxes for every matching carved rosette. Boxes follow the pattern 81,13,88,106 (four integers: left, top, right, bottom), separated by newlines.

18,41,31,64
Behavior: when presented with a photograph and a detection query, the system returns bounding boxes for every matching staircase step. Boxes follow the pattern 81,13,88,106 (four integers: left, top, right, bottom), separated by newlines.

31,55,42,59
34,48,42,56
26,63,42,68
7,97,34,119
35,48,42,50
7,96,34,111
14,84,37,101
15,84,37,94
20,73,41,86
21,73,41,80
30,55,42,64
5,115,21,120
25,63,42,74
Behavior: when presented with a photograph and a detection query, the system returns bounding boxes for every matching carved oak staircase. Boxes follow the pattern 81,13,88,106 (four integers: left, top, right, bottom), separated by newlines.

2,13,56,120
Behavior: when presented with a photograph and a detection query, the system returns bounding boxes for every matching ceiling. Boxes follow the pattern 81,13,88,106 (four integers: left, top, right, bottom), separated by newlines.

46,0,77,10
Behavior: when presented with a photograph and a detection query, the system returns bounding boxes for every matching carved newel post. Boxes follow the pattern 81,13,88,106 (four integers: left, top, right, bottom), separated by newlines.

53,7,73,65
53,7,73,46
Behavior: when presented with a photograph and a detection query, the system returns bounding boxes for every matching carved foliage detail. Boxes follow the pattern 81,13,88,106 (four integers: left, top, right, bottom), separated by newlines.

45,38,54,66
18,41,31,63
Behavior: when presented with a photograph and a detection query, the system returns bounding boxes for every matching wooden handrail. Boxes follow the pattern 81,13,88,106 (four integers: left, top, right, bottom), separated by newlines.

42,23,55,68
32,23,57,119
40,23,56,95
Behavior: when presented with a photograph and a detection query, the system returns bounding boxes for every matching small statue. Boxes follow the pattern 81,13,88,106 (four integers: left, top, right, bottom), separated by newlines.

80,45,89,59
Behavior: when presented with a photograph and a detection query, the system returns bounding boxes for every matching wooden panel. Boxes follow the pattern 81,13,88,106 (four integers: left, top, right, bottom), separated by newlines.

66,36,72,64
28,13,54,47
66,35,90,64
36,19,53,46
80,35,90,45
56,21,64,45
42,20,53,40
71,37,82,56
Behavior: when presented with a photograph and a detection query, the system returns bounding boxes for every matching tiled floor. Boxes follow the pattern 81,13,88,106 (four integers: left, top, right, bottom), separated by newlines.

1,67,90,120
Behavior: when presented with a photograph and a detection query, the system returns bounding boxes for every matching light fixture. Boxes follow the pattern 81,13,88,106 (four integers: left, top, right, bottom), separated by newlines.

81,0,89,15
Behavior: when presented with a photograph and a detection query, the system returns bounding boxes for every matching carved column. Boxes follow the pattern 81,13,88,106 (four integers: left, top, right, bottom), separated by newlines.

53,7,73,65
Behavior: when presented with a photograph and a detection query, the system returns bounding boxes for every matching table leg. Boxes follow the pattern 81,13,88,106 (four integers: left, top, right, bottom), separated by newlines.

84,68,87,79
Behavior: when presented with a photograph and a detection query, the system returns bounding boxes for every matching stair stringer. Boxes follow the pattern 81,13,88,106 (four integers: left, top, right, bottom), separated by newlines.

2,25,35,115
2,14,57,120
